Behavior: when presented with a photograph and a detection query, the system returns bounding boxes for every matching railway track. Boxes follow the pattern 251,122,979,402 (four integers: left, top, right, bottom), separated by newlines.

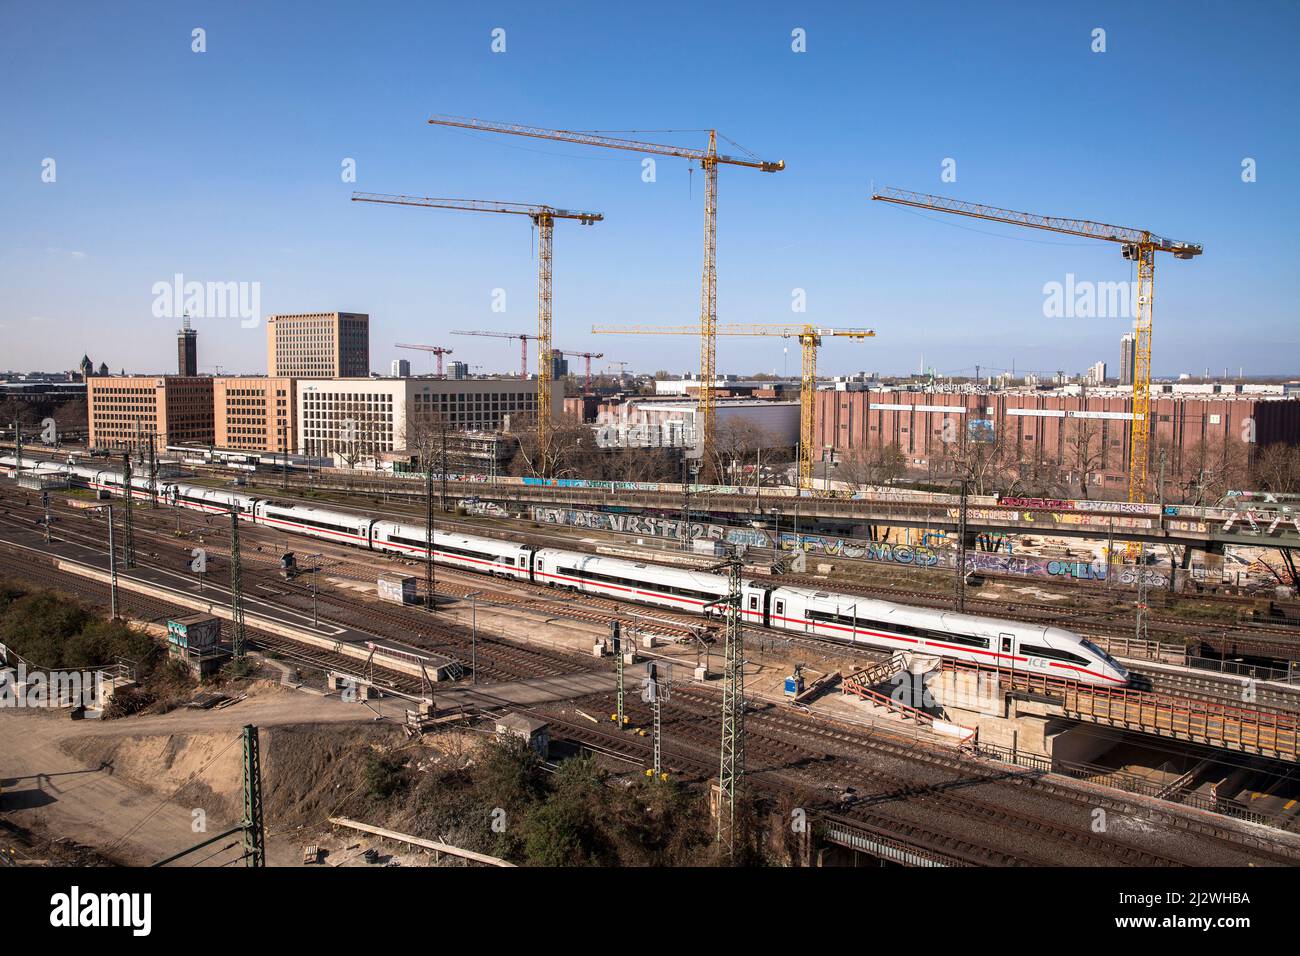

0,545,430,697
12,471,1298,668
5,485,1296,712
659,689,1269,866
0,499,600,687
2,508,1296,866
777,568,1300,642
541,686,1292,867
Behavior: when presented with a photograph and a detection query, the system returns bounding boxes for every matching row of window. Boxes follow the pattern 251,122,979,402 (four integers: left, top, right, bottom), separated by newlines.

386,534,513,564
556,565,721,602
801,607,991,649
1019,643,1091,666
264,510,363,534
798,609,1092,665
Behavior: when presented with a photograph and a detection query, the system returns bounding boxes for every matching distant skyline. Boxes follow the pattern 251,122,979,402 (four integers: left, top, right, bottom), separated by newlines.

3,2,1297,379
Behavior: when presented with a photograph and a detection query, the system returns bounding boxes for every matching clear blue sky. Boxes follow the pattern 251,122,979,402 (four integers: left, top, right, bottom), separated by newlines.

2,1,1297,379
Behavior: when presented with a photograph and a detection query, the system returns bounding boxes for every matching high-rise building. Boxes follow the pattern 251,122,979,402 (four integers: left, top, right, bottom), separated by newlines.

448,361,469,380
391,358,411,378
266,312,370,378
1086,361,1107,386
1119,333,1135,386
177,315,198,376
550,350,569,378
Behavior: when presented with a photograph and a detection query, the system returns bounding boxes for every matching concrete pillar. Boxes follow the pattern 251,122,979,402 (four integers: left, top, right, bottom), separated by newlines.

1204,541,1225,582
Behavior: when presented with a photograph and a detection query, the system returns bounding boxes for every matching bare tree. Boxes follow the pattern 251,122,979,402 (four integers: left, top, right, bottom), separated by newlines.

930,427,1017,496
603,446,680,483
1175,435,1251,505
1065,417,1104,499
1253,443,1300,494
703,419,784,486
838,442,906,491
508,413,602,479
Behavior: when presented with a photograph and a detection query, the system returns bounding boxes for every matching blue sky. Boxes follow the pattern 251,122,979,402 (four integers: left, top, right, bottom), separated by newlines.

2,1,1297,379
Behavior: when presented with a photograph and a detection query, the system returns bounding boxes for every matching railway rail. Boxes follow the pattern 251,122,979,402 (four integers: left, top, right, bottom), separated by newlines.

2,518,1296,865
4,483,1297,711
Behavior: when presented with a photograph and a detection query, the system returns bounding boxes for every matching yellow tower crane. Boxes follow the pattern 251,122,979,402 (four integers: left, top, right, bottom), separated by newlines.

427,114,784,463
352,191,602,459
593,323,875,490
870,186,1202,510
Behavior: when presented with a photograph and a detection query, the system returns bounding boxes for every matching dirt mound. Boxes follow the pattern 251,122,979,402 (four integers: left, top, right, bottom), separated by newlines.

265,723,406,830
62,730,248,828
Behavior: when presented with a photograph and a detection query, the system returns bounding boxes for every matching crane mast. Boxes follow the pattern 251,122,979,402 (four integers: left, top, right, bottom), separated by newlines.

396,343,453,378
593,323,874,490
428,114,783,467
451,329,539,379
552,349,605,392
871,186,1201,511
354,192,601,463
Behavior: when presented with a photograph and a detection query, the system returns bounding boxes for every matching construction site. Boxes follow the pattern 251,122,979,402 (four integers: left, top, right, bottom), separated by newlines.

4,9,1300,944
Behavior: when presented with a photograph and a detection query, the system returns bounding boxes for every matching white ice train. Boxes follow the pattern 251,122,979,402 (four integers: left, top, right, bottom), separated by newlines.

1,456,1129,686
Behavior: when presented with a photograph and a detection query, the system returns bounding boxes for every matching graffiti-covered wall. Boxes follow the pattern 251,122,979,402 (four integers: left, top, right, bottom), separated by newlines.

527,505,1185,587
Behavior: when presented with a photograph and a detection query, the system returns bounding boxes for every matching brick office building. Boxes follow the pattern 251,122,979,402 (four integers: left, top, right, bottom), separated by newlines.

212,376,296,454
87,376,215,451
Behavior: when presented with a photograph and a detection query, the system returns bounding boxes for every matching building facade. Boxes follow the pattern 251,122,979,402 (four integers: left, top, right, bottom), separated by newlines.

87,376,215,451
212,377,296,453
266,312,370,378
295,377,562,459
815,387,1300,492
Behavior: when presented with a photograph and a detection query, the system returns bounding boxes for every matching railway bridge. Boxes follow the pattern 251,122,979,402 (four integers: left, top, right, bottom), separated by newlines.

933,660,1300,764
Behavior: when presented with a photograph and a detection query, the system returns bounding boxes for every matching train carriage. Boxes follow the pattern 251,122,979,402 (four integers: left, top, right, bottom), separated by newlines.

165,483,258,516
765,583,1126,684
371,520,532,579
256,500,373,545
533,549,733,614
0,454,1129,686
